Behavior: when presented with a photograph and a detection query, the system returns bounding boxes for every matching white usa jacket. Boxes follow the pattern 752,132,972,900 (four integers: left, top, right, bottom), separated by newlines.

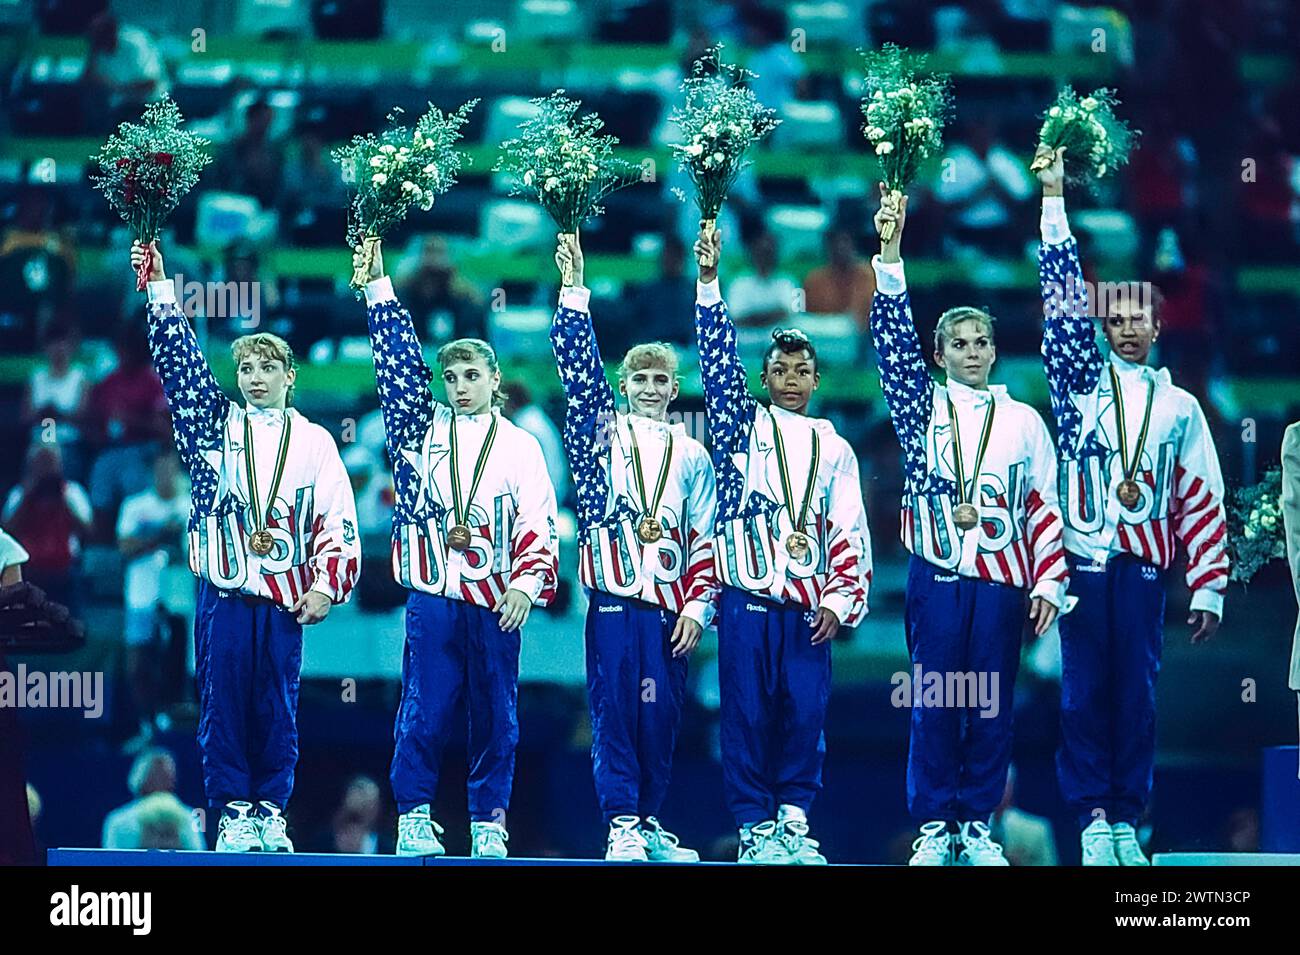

695,280,872,626
869,258,1070,609
365,277,559,609
145,281,360,609
1038,197,1229,617
550,286,720,628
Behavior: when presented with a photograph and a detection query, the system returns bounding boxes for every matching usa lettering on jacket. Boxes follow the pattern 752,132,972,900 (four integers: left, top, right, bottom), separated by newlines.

550,290,720,628
695,282,872,627
144,283,360,609
365,277,559,610
1037,198,1229,617
869,257,1068,609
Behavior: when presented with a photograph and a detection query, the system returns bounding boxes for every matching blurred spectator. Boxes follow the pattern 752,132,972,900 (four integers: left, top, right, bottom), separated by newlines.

102,748,202,850
803,225,877,331
83,13,169,127
280,122,350,221
343,444,394,540
118,449,192,749
932,116,1036,254
397,237,485,343
0,188,76,351
1128,104,1198,247
0,531,35,865
210,239,282,340
727,230,798,327
86,325,168,540
743,5,803,112
3,444,91,611
313,775,387,854
989,765,1059,866
1238,111,1299,263
214,99,286,209
504,381,570,510
22,324,89,481
628,234,696,351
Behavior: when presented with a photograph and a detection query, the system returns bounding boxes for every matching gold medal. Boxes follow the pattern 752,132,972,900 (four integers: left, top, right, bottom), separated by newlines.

1109,366,1154,512
447,524,472,551
243,411,293,559
947,394,995,534
446,412,498,555
785,531,810,559
249,529,275,556
953,503,980,531
636,515,663,544
770,414,820,562
1116,478,1142,508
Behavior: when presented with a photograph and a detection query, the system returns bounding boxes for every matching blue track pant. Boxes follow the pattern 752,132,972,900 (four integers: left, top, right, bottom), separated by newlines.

390,591,521,819
1057,553,1166,830
195,580,303,809
904,556,1025,823
585,591,689,822
718,586,831,826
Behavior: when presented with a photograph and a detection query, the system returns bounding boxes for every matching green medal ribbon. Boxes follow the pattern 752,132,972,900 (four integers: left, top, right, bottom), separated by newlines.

627,418,674,522
449,412,499,528
770,414,820,537
243,411,293,532
1109,365,1154,485
947,394,996,506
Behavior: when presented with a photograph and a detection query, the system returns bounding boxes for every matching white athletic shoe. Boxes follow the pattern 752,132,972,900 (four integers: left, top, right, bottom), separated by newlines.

738,820,794,865
215,801,262,852
776,819,828,865
639,817,699,862
1080,818,1118,866
396,804,446,857
908,821,954,866
470,821,509,859
605,815,649,861
956,821,1009,866
1111,823,1150,866
257,801,294,852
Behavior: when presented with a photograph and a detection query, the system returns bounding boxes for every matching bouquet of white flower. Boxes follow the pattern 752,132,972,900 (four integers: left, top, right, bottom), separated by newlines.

1029,87,1136,189
333,100,478,290
90,98,212,291
861,45,952,244
495,91,641,282
669,46,780,265
1229,467,1284,583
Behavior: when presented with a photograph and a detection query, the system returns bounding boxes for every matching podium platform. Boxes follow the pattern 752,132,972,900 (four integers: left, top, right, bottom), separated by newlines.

47,848,749,866
1153,852,1300,866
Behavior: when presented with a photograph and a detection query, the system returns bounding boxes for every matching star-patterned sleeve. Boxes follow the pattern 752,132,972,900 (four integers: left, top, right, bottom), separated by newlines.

144,280,231,468
1038,197,1103,453
868,256,934,494
549,286,615,531
695,279,755,520
306,430,362,605
364,276,436,462
507,429,560,607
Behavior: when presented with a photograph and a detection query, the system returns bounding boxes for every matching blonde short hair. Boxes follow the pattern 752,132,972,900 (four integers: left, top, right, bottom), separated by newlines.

618,342,679,379
437,337,505,407
934,307,996,353
231,332,296,403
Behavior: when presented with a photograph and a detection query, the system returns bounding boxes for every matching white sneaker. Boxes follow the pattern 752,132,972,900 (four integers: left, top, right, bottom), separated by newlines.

776,819,828,865
956,821,1009,866
738,820,794,865
215,801,262,852
1111,823,1150,866
1081,818,1118,866
639,817,699,863
470,821,509,859
257,801,294,852
605,815,649,861
908,821,953,866
396,804,446,857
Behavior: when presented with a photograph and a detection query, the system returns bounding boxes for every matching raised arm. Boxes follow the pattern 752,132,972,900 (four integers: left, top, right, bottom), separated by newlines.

132,241,229,467
868,186,933,494
549,231,616,530
693,222,756,461
1036,146,1103,444
355,239,437,461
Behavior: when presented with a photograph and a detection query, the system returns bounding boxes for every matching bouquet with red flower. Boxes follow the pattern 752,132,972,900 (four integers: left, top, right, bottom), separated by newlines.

91,99,212,290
